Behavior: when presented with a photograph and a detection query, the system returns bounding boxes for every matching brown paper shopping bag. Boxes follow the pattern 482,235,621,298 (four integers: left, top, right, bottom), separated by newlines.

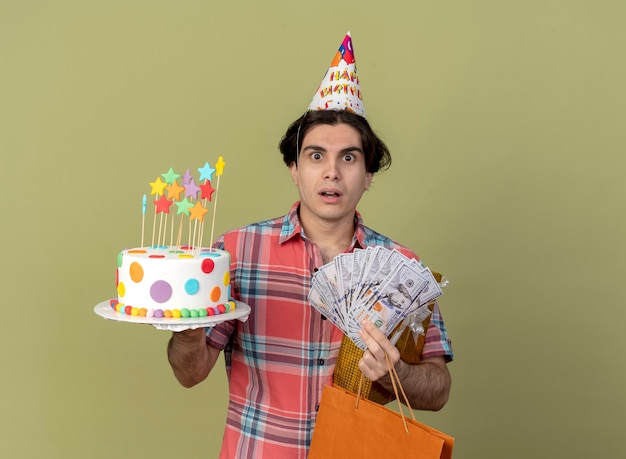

309,355,454,459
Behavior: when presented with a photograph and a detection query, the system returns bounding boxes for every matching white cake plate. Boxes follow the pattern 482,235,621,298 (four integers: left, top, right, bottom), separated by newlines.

93,300,251,332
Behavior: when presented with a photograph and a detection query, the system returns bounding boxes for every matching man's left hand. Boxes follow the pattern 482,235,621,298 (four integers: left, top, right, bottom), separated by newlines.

357,320,399,381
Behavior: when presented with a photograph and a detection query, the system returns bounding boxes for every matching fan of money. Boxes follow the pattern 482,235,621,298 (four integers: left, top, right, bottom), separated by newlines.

308,246,442,350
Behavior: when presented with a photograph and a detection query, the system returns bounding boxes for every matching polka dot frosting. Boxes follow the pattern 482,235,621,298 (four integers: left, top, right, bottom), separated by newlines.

129,262,144,282
210,286,221,302
185,278,200,295
201,258,215,274
116,246,231,313
150,280,172,303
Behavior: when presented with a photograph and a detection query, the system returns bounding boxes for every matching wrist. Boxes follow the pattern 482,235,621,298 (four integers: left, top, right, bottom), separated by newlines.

169,328,207,353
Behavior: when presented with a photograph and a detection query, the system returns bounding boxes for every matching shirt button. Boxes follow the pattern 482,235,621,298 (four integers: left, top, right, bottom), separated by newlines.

318,358,325,365
321,315,327,321
315,404,320,412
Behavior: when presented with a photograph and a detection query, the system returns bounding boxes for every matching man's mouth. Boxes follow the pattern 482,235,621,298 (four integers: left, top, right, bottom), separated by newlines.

320,191,341,197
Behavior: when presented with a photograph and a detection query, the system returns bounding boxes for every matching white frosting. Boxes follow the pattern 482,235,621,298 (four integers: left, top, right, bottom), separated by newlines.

116,247,230,311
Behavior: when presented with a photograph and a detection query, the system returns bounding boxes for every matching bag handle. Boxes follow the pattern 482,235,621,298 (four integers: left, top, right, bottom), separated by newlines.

356,352,417,433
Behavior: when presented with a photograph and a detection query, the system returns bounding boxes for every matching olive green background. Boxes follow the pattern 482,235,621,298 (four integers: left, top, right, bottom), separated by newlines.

2,1,625,458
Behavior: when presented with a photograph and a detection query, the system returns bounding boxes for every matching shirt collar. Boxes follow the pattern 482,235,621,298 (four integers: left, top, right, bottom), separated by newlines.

279,201,368,250
279,202,303,244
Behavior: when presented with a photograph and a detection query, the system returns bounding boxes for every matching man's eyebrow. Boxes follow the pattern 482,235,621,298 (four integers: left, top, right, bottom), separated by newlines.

302,144,327,152
301,145,363,154
341,146,364,154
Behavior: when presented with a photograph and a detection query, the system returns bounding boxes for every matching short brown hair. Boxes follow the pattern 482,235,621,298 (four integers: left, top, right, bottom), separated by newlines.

278,110,391,174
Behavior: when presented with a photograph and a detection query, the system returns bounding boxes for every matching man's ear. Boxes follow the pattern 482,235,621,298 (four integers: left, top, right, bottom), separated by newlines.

364,172,373,190
289,162,299,186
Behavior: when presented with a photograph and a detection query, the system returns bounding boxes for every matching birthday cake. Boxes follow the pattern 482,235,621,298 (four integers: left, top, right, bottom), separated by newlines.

112,246,234,319
105,158,239,320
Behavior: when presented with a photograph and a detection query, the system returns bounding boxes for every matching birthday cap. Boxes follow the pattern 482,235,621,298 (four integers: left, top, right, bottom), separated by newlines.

307,32,365,118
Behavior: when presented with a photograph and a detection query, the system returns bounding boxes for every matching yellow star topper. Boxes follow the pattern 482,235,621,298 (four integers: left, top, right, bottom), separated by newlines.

149,177,168,196
215,156,226,176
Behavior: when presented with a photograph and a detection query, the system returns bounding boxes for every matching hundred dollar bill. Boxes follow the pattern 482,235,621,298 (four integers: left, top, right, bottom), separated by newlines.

353,260,431,335
334,253,353,314
309,274,344,328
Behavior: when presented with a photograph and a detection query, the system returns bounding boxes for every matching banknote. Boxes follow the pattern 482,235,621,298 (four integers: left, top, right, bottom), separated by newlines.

308,247,443,350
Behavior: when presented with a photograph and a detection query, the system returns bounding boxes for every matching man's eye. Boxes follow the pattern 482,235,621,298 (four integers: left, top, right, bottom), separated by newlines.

312,152,322,160
343,154,355,162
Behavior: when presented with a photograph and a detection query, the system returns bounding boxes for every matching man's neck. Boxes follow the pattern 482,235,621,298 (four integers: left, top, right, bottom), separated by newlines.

299,209,356,263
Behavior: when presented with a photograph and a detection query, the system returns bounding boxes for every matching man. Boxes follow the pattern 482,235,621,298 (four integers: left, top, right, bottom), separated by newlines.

167,33,452,458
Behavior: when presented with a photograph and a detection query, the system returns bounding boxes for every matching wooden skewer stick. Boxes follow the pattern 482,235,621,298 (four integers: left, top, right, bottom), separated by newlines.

141,194,146,248
151,194,158,248
209,174,222,247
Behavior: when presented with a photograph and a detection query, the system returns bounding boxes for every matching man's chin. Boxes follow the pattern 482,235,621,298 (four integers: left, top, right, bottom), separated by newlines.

318,208,354,223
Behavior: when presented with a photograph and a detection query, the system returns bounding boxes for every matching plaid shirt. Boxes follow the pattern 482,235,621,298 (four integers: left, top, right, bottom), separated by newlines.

207,202,453,458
